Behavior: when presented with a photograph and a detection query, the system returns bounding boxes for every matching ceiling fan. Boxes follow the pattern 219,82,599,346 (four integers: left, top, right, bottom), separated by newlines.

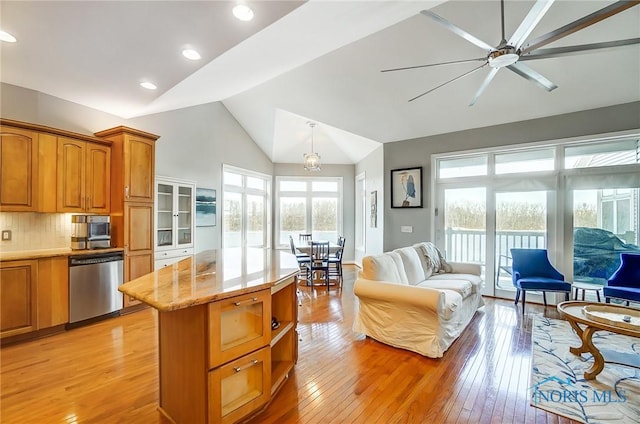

382,0,640,105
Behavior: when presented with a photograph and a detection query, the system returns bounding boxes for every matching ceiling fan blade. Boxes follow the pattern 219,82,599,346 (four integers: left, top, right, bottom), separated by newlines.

420,10,494,51
520,1,640,55
408,62,488,102
508,0,556,49
381,58,486,73
469,68,499,106
506,62,558,91
519,37,640,60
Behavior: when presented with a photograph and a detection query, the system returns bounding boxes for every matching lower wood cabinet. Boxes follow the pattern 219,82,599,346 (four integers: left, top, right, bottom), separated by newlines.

0,260,38,338
158,276,297,423
0,257,69,339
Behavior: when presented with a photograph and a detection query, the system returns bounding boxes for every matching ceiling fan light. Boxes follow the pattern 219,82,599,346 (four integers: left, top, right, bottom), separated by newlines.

488,47,519,68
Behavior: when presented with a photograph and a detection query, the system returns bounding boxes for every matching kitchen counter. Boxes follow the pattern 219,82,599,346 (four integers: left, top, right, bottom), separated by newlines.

0,247,124,261
119,247,299,312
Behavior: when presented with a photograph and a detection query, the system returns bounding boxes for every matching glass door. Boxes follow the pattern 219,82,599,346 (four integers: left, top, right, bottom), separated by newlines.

494,191,548,299
177,185,193,246
157,183,174,247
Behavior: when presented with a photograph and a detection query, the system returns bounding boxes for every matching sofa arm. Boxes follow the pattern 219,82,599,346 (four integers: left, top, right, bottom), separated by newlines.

448,262,481,276
354,278,445,313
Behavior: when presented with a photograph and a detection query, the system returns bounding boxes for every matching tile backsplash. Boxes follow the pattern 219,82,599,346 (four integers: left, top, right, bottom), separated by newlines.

0,212,73,251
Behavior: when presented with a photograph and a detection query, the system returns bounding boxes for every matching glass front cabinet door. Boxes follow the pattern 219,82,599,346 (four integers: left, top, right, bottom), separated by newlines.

154,177,196,268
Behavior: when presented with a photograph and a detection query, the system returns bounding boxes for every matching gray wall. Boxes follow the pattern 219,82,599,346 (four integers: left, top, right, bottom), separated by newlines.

274,163,355,262
355,145,384,262
383,101,640,251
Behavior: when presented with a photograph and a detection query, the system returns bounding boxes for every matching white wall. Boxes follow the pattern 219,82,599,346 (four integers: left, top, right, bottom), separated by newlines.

355,145,384,262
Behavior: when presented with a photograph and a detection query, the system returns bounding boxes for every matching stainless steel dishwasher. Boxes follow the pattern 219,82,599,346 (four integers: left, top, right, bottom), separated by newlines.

68,251,124,326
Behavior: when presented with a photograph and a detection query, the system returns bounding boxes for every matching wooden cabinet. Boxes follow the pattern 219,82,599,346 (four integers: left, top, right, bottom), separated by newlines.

95,126,158,305
0,260,38,338
57,137,111,213
157,277,298,423
0,126,39,211
0,257,69,339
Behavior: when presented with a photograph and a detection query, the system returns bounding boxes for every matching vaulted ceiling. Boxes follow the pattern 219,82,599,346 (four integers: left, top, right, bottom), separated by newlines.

2,1,639,164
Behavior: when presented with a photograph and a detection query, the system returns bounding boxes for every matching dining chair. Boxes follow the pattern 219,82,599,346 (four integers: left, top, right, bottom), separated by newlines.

299,233,312,242
329,238,345,288
308,241,331,289
510,248,571,314
289,235,310,280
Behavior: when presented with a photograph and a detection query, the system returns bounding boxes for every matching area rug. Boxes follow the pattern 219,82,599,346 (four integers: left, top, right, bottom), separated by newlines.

531,316,640,423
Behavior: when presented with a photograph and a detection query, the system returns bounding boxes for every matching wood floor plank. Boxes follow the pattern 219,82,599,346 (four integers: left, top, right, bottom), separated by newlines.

1,265,581,423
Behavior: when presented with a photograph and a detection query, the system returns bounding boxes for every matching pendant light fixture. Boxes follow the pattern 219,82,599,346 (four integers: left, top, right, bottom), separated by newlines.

303,122,321,172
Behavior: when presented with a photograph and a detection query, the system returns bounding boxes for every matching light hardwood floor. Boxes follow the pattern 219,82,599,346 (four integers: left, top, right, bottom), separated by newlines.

1,265,579,423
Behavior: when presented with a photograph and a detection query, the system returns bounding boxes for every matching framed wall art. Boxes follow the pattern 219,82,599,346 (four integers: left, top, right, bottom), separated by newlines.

195,187,216,227
390,167,423,208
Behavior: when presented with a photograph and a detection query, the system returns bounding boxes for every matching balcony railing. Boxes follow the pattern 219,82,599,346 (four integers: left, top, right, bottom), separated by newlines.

445,228,546,264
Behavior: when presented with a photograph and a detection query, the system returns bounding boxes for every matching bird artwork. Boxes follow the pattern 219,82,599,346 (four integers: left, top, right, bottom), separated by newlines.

401,173,416,207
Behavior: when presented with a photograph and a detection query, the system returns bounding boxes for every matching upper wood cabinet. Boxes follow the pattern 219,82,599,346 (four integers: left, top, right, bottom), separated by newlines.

57,137,111,213
0,126,39,211
0,119,112,213
95,126,158,205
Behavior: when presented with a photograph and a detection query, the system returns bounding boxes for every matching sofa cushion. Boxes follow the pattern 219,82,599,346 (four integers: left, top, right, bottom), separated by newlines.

417,279,473,299
428,273,483,293
394,247,426,285
361,252,409,284
439,289,463,320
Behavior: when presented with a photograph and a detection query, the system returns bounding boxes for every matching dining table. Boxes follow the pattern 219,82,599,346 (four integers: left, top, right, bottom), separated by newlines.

294,241,341,256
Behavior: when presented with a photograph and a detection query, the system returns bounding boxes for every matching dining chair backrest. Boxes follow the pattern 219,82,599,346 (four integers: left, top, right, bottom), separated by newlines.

310,241,330,262
289,235,297,255
299,233,312,242
337,236,346,247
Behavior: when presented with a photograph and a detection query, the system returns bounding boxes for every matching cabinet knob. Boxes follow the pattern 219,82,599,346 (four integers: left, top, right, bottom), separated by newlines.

233,297,258,306
125,186,130,199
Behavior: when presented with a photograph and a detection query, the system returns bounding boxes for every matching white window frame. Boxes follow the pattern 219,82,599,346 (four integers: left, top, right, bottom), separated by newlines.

275,176,343,249
222,164,271,249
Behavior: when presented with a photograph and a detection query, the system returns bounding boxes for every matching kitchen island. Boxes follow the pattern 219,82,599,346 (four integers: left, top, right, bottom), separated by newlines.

119,248,300,424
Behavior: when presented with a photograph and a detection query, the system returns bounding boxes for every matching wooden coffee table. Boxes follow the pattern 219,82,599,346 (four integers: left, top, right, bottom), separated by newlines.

557,301,640,380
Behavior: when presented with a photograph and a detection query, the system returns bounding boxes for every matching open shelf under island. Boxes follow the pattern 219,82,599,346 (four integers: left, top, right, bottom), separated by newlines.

119,248,300,424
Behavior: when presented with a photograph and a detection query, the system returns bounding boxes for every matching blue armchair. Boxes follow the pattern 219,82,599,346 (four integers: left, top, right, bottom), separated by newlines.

510,248,571,314
604,253,640,305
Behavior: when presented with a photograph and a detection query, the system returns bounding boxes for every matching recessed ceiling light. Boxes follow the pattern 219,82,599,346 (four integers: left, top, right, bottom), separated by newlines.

0,30,17,43
233,4,254,21
140,81,157,90
182,49,201,60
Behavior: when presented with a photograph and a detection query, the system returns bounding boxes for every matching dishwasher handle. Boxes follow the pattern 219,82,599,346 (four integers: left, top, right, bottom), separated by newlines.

69,252,124,266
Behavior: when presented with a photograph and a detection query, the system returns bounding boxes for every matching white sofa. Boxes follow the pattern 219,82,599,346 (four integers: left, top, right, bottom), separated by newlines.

353,242,484,358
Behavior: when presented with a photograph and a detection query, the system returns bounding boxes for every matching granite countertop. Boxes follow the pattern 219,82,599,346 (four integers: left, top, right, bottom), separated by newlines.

0,247,125,261
119,248,299,312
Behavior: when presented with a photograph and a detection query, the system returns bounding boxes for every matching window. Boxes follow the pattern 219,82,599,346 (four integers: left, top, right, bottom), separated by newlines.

222,165,270,248
276,177,343,247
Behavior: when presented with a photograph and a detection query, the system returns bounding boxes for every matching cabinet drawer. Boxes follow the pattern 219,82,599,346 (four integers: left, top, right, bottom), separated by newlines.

208,346,271,424
208,290,270,369
154,248,194,261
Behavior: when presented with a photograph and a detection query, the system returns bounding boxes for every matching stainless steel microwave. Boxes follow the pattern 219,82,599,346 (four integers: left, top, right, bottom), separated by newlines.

71,215,111,249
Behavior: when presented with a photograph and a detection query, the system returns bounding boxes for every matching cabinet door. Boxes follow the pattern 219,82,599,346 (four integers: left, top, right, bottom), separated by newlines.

156,182,175,249
208,346,271,424
124,252,152,307
125,202,154,253
208,290,271,369
37,257,69,328
57,137,85,212
1,260,38,338
124,136,154,203
85,143,111,213
176,184,194,247
0,126,39,211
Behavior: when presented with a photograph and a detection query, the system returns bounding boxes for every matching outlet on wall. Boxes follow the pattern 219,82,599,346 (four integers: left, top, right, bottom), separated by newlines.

400,226,413,233
2,230,11,241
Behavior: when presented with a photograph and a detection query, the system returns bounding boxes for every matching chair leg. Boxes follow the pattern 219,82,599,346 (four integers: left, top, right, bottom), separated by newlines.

565,292,569,301
605,297,610,304
521,290,526,314
542,292,547,306
515,289,520,305
596,290,601,302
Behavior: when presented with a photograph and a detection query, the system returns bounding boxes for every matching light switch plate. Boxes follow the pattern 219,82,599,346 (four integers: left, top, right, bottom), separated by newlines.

400,226,413,233
2,230,11,241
